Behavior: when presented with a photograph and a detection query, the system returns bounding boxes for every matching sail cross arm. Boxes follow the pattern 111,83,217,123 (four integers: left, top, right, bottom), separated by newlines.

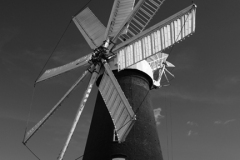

36,53,92,83
73,7,106,49
98,61,135,143
113,4,196,70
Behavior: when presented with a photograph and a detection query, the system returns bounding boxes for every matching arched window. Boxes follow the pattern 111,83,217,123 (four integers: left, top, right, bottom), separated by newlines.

113,129,118,142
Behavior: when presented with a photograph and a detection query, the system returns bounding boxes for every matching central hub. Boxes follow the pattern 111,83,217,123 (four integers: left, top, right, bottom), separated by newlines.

91,46,108,64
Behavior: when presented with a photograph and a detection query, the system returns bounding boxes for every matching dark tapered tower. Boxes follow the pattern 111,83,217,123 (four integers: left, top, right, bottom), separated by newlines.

83,69,163,160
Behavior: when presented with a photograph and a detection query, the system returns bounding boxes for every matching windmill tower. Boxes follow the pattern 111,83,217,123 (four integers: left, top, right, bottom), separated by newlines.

23,0,196,159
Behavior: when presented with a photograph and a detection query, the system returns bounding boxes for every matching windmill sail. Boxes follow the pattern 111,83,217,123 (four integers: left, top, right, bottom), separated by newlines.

22,0,198,158
23,69,91,144
104,0,135,39
98,61,135,142
36,53,92,83
111,0,165,43
73,7,106,49
114,4,196,70
58,65,101,160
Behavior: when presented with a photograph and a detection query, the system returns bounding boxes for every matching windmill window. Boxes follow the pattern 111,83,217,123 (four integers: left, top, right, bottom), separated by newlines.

113,129,118,142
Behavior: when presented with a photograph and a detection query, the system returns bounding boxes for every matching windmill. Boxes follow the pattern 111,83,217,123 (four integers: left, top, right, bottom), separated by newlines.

23,0,197,159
